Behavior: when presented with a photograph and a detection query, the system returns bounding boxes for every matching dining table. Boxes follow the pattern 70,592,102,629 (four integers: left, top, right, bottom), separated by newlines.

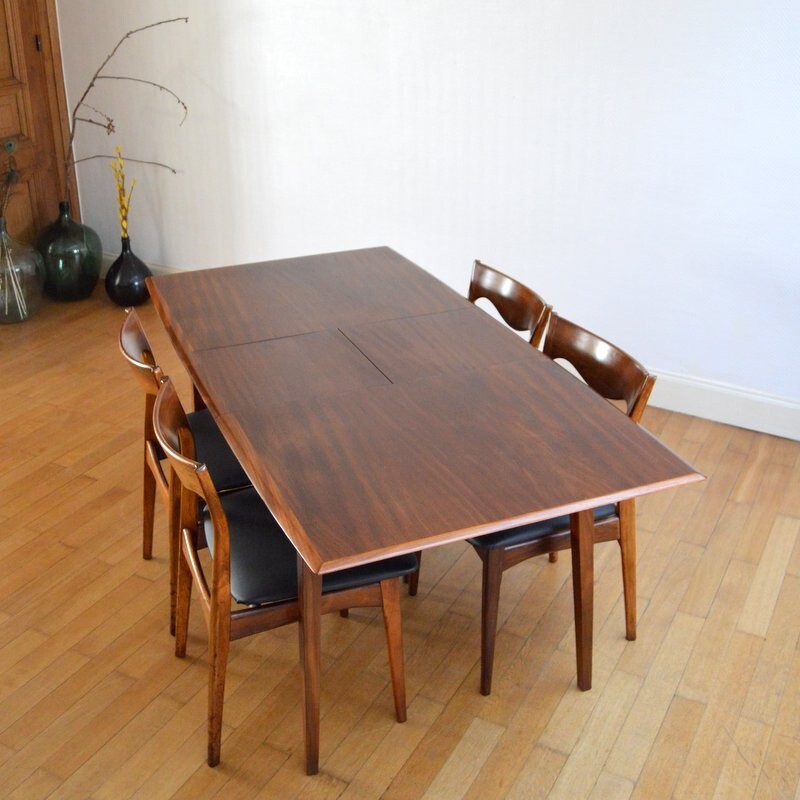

146,246,702,775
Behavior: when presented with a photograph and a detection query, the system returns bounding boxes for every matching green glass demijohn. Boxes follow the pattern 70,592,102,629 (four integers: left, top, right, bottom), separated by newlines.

0,216,45,323
35,200,102,301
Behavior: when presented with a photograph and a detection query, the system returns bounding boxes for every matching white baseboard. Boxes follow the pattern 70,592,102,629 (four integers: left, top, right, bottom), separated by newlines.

650,370,800,441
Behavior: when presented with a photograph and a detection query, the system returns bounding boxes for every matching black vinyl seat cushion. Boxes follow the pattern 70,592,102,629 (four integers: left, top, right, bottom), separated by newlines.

467,504,617,551
202,487,419,607
186,409,250,493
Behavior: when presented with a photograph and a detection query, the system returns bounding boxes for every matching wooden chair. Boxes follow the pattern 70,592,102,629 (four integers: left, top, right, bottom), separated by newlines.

468,313,656,694
404,260,555,598
153,376,417,767
468,259,552,347
118,309,250,632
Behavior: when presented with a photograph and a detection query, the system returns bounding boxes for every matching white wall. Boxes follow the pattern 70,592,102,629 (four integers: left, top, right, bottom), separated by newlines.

55,1,800,438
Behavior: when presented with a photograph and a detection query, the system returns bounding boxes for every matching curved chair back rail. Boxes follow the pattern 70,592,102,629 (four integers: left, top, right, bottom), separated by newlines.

542,313,655,422
467,259,552,347
119,308,163,394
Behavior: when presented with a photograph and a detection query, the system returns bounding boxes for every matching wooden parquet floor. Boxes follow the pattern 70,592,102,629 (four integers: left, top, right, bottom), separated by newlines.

0,291,798,799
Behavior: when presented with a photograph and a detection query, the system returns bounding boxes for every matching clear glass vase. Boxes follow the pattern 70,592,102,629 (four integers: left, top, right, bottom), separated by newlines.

0,217,45,323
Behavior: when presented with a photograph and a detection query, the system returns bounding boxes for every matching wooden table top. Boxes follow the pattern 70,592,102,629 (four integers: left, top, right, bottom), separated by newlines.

148,246,702,574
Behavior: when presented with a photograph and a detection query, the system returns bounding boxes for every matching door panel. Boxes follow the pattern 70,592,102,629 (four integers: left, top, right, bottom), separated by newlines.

0,0,69,242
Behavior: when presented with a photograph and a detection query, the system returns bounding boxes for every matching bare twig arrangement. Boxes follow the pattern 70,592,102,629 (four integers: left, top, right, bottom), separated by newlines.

0,149,29,318
0,152,19,218
64,16,189,201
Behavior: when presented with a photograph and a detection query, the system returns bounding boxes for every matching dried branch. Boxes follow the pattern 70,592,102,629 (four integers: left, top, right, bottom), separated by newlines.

64,16,188,200
82,103,115,127
96,76,188,124
73,116,115,134
72,154,178,174
0,151,27,318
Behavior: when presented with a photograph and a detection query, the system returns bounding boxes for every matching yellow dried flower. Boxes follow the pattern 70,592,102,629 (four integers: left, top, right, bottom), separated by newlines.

111,145,135,238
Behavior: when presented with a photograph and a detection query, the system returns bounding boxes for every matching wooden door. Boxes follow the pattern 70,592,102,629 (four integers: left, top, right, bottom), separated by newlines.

0,0,70,242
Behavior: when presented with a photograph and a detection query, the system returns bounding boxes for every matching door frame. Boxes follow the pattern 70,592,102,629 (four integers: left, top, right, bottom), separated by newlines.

35,0,77,214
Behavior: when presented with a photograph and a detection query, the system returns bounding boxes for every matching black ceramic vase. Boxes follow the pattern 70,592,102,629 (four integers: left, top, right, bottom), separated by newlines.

35,200,102,301
105,236,151,306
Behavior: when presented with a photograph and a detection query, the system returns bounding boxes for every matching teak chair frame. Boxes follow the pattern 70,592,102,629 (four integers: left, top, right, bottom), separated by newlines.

408,260,554,599
468,259,553,347
406,260,556,598
470,312,656,695
118,308,168,563
153,377,410,768
118,308,248,633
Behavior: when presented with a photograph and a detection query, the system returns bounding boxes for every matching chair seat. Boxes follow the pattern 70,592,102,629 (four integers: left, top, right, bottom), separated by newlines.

187,409,250,492
203,487,419,606
467,504,617,551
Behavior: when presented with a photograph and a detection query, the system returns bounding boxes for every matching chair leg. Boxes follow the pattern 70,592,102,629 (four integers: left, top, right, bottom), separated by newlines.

618,501,637,641
142,458,156,560
479,548,505,696
407,551,422,596
379,578,407,723
174,537,192,658
168,471,180,635
207,607,231,767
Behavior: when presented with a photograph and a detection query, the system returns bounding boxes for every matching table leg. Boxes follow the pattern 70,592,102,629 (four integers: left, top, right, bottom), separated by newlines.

297,556,322,775
570,508,594,691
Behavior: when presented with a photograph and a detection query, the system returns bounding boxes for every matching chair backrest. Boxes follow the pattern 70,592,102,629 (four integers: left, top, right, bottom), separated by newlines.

468,260,552,347
542,313,655,422
119,308,163,396
153,377,217,507
153,377,230,594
